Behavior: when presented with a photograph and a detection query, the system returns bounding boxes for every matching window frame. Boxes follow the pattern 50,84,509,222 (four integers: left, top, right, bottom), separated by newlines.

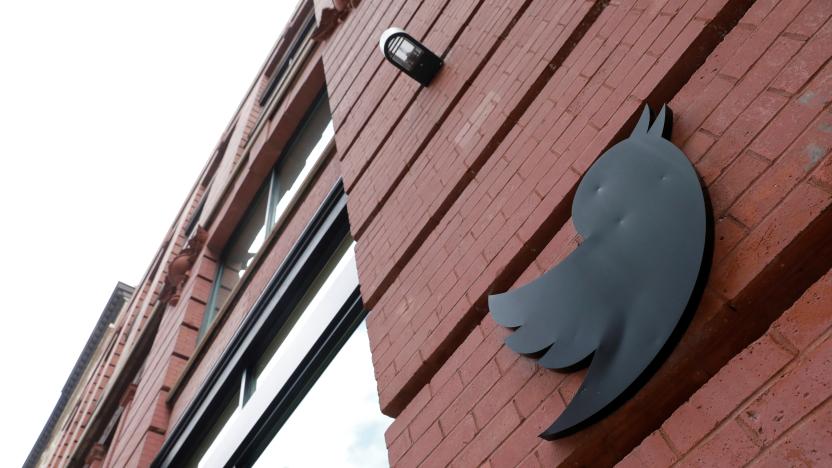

151,180,359,468
202,245,365,467
258,13,317,108
197,90,335,341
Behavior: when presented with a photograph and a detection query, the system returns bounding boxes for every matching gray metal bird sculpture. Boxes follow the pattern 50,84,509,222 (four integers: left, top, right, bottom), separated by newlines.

488,104,707,439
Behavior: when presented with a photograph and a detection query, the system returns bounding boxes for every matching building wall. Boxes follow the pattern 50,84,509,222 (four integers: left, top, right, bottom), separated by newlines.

101,187,207,468
105,4,343,466
33,0,830,466
165,40,337,434
41,172,207,468
319,0,831,465
34,286,132,468
31,3,343,466
620,269,832,467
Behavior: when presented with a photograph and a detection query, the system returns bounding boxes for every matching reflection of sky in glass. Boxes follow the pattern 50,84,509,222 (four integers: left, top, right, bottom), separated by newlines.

240,224,266,278
239,120,333,282
270,120,334,230
253,322,392,468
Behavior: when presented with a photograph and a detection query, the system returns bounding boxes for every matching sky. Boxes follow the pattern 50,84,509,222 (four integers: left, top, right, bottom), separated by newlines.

0,1,296,465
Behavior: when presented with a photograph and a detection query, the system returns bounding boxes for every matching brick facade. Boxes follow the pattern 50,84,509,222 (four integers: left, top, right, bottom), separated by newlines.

620,269,832,467
29,0,830,466
322,0,831,465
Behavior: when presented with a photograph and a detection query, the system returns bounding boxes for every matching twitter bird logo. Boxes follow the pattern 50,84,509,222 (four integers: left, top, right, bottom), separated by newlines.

488,104,707,439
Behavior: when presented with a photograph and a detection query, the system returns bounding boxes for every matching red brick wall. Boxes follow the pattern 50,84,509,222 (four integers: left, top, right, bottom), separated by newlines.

619,269,832,467
320,0,832,465
168,154,343,429
101,186,209,468
47,0,830,465
43,182,205,467
47,21,345,467
166,33,337,434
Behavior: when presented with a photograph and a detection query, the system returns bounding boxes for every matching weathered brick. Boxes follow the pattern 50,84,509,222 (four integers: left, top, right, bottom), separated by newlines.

451,403,522,468
738,335,832,445
440,361,501,436
771,268,832,350
662,333,793,452
708,150,771,216
489,393,567,467
472,357,536,429
771,18,832,95
618,431,678,468
750,61,832,160
680,419,762,466
387,430,412,466
398,421,442,468
422,415,478,468
715,181,832,298
750,398,832,467
408,372,464,440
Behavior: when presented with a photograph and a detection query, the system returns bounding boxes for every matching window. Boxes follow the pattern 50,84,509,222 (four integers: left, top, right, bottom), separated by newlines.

251,321,390,467
198,93,334,341
191,240,391,467
152,183,381,468
258,13,316,107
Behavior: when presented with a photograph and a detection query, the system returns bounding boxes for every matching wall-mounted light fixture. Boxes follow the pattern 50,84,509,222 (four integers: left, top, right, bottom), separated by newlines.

379,28,443,86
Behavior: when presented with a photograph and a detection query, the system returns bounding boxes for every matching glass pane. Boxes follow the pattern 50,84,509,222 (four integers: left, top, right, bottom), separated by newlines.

224,184,269,277
201,183,269,335
253,321,392,468
189,240,361,467
269,96,334,230
253,236,352,383
201,92,334,339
